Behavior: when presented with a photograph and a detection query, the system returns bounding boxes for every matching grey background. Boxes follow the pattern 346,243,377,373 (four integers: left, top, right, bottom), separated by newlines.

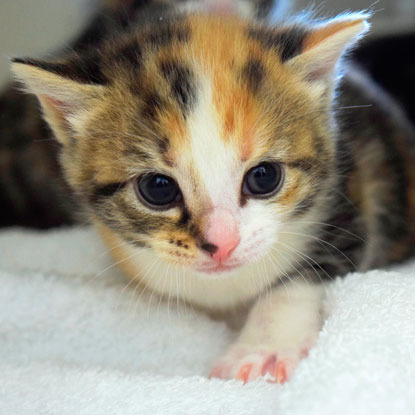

0,0,94,86
0,0,414,86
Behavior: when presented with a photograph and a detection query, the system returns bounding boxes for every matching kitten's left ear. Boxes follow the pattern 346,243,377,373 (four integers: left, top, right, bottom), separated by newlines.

286,14,370,83
10,57,106,145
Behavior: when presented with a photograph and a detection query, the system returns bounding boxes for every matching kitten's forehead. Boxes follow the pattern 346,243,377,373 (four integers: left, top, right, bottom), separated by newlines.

147,16,281,161
177,76,242,211
132,16,298,210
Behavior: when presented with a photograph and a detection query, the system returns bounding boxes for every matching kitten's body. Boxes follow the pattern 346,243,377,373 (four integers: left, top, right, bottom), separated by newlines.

8,0,415,383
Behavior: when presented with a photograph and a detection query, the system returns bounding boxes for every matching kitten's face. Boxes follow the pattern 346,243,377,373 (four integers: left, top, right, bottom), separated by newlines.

68,18,333,272
12,14,368,306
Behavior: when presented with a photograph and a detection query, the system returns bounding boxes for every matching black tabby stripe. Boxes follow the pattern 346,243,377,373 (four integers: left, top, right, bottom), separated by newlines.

178,207,191,227
291,192,317,217
160,60,196,114
90,182,127,205
115,41,142,68
157,136,174,167
286,158,319,173
117,199,165,234
248,26,308,62
141,92,165,121
144,21,190,47
242,59,265,93
157,136,170,155
12,54,108,86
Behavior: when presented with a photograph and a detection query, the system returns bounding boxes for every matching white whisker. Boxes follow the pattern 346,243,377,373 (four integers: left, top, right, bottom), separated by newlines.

281,220,365,242
279,231,357,271
271,241,332,282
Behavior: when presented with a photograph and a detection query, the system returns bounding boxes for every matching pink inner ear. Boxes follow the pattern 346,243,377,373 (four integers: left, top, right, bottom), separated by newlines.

40,94,70,115
38,94,74,133
305,61,337,83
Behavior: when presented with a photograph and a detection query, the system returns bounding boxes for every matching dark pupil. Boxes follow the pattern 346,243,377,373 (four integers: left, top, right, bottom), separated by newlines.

140,175,179,206
246,163,279,194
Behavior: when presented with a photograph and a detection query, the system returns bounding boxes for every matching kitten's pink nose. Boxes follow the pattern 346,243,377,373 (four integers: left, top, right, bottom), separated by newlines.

202,209,240,264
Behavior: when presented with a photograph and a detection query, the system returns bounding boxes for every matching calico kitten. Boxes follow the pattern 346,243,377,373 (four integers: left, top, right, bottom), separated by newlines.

10,0,415,384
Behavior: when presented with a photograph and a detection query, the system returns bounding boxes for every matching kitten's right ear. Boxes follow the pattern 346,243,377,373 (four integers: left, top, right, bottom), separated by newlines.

11,58,106,145
285,15,370,84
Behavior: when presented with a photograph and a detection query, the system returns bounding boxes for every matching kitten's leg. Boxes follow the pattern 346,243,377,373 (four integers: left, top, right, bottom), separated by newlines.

210,279,325,384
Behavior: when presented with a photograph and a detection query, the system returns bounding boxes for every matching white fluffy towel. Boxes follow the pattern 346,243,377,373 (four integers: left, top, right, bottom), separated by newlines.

0,227,414,415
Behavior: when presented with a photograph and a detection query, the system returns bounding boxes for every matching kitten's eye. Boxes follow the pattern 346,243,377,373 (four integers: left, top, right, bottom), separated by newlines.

136,174,182,208
242,162,283,197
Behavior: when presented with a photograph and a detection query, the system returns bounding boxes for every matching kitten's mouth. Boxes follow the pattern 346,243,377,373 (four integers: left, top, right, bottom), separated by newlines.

196,263,241,274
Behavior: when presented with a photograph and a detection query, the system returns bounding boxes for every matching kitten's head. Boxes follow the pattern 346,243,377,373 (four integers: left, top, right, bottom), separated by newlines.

12,8,369,307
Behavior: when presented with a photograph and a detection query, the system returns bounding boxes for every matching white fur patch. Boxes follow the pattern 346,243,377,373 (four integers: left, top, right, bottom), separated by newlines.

186,76,240,211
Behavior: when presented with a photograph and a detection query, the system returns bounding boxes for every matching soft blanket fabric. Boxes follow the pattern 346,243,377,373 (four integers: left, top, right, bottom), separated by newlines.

0,227,414,415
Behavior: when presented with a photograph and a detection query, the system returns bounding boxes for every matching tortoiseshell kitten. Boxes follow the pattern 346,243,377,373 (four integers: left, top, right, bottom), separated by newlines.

10,0,415,384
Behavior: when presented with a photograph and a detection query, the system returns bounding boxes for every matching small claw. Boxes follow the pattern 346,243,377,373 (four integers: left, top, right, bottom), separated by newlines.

276,361,288,384
261,354,277,377
236,363,253,384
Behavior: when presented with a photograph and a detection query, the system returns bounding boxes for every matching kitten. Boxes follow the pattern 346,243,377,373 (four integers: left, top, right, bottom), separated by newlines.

10,0,415,384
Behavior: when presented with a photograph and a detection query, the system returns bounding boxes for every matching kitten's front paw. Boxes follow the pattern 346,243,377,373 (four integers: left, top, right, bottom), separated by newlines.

209,346,309,384
210,281,323,384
